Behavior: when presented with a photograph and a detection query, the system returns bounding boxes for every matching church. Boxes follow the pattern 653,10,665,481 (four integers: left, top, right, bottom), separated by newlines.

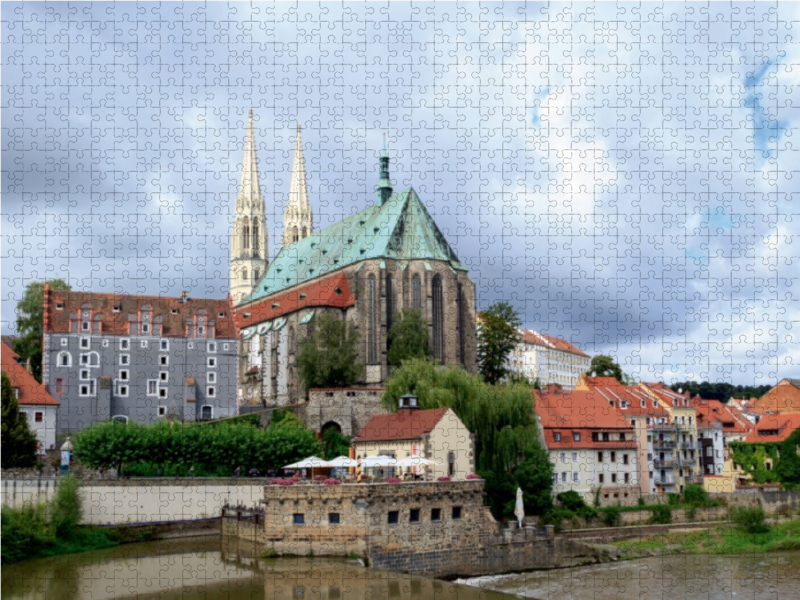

231,113,478,406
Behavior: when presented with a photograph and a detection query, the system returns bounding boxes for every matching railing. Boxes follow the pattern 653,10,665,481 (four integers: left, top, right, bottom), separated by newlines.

653,440,676,449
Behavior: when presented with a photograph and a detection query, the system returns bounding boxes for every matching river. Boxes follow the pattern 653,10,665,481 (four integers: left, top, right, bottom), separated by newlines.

460,552,800,599
0,537,510,600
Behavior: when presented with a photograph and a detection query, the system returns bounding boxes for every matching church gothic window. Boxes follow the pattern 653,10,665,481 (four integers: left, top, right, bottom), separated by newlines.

367,274,378,364
243,222,250,250
252,221,259,257
457,283,465,365
412,274,422,310
385,274,394,333
292,226,299,243
242,268,248,282
288,326,296,355
432,275,444,362
302,227,307,238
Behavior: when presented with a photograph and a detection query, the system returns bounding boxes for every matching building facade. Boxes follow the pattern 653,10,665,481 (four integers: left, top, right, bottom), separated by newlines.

507,329,590,390
2,341,59,452
234,136,478,406
42,289,238,433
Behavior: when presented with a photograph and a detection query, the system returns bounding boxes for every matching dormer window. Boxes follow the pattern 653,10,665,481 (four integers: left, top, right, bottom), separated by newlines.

56,304,63,310
113,305,121,312
553,432,562,442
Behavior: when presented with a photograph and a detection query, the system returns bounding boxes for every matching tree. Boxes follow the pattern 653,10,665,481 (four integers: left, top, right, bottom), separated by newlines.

50,474,82,537
297,313,363,391
585,355,624,383
477,302,522,385
775,426,800,488
13,279,71,382
1,371,39,469
387,309,429,366
321,427,351,460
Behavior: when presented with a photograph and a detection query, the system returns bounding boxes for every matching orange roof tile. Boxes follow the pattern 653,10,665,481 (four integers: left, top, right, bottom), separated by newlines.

692,398,748,434
354,408,449,443
744,413,800,443
579,377,670,419
1,342,59,406
518,329,590,358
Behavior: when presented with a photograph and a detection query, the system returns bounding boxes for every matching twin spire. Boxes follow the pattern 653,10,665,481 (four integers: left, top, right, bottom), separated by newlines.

282,123,314,246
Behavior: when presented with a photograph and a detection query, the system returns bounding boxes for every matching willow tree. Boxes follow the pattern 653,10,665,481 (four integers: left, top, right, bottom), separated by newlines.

383,359,552,516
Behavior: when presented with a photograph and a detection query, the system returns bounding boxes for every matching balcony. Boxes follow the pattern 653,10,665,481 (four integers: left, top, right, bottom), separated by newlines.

653,440,676,449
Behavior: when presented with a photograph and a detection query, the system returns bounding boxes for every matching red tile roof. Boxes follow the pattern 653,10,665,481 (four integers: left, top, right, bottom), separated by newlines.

744,413,800,443
534,389,637,449
518,329,590,358
1,342,59,406
354,408,449,443
692,398,749,434
579,377,670,419
235,272,355,330
44,288,237,339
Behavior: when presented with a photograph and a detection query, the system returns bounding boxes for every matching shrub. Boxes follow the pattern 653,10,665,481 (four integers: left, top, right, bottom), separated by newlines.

465,473,481,480
260,548,279,558
385,477,402,484
540,508,574,532
602,506,622,527
637,497,646,508
323,478,342,486
683,484,709,507
50,474,82,538
270,479,294,486
667,493,681,507
0,503,54,565
732,506,770,534
556,491,587,512
437,476,452,482
649,504,672,524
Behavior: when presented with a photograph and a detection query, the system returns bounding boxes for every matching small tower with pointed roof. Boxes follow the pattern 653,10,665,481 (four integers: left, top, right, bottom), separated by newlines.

377,132,393,205
230,109,269,305
282,123,314,247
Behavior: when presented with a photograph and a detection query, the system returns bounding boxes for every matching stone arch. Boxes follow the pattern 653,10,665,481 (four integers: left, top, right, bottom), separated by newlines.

321,421,343,435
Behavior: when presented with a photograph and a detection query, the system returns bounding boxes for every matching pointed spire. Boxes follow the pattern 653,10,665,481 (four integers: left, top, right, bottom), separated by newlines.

237,109,262,208
377,132,393,206
283,122,313,246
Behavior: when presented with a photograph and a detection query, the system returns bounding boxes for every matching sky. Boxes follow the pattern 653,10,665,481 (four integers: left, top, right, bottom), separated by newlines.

2,1,798,386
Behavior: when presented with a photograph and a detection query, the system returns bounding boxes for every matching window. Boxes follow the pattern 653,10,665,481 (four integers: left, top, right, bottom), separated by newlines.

61,338,67,347
34,412,43,423
431,275,444,362
80,337,89,348
116,382,129,397
207,372,216,383
160,339,169,350
367,274,378,363
328,513,340,525
56,303,63,310
160,372,168,382
553,432,562,442
452,506,462,520
410,508,420,523
147,380,158,395
80,369,90,380
624,473,630,483
572,472,579,483
120,354,129,365
55,379,63,395
207,387,216,397
611,474,617,483
141,340,148,348
597,451,603,462
571,452,578,462
388,511,399,525
80,353,89,365
561,472,567,482
142,323,150,334
159,388,167,398
102,339,109,348
457,283,465,364
201,405,213,420
208,342,217,352
208,357,216,368
623,454,629,465
293,514,304,525
411,274,422,310
119,370,129,381
223,343,229,351
385,274,394,333
610,452,616,462
156,355,167,367
573,432,581,442
120,338,130,350
158,406,167,417
79,381,96,396
58,352,71,367
82,321,90,331
560,452,566,463
599,474,605,484
431,508,441,522
188,342,194,350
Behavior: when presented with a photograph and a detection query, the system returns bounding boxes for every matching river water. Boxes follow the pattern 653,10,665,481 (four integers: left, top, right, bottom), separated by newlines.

460,552,800,599
0,537,510,600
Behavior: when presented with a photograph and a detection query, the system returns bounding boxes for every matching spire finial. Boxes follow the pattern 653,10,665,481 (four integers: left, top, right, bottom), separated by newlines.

377,132,393,206
297,122,302,133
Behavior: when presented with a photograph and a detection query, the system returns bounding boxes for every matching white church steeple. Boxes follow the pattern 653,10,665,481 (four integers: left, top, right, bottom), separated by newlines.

282,123,313,246
230,109,268,305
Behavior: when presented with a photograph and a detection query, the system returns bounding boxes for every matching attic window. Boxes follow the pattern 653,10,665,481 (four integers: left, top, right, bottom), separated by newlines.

347,237,353,244
373,227,380,234
218,312,225,318
299,293,307,300
171,309,178,314
359,220,365,226
271,303,279,309
311,242,317,249
360,248,366,254
113,305,121,312
56,304,63,310
334,286,342,296
333,258,339,264
322,249,328,255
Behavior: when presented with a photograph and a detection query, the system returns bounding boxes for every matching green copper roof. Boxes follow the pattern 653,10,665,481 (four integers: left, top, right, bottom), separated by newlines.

242,188,466,304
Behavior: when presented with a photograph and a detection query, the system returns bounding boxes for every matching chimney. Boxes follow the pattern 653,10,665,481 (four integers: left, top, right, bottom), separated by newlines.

181,291,189,304
398,392,419,410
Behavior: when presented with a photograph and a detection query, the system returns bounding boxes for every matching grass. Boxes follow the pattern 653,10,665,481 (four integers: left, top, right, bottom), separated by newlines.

612,517,800,559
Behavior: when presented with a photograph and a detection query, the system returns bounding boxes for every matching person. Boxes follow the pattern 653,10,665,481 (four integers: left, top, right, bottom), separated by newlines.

234,466,242,478
189,466,195,478
98,467,104,480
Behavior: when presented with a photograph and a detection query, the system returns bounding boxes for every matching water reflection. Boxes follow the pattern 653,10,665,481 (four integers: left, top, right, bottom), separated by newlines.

1,537,510,600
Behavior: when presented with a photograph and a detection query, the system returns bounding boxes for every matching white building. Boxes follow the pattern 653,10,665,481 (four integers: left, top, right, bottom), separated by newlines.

507,329,591,390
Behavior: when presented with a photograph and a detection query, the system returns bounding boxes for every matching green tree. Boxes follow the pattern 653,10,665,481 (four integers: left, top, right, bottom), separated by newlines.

321,427,351,460
13,279,71,382
477,302,522,385
1,371,39,469
511,444,555,515
297,313,363,391
50,474,82,537
585,354,624,383
775,426,800,487
268,408,306,431
387,309,429,366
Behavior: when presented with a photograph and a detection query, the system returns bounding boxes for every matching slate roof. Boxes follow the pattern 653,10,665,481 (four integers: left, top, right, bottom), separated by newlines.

241,188,466,304
1,342,59,406
44,290,237,339
354,407,449,443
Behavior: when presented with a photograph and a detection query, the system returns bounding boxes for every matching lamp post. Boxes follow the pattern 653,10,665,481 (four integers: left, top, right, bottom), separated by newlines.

60,436,73,475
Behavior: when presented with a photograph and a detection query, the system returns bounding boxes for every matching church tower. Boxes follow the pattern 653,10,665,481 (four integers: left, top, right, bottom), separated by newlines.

282,123,314,246
376,132,393,205
230,110,268,305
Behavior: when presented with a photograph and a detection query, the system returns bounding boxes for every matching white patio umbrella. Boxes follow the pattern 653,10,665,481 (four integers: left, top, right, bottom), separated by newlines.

359,455,398,467
282,455,328,479
325,456,359,468
394,457,440,467
514,487,525,528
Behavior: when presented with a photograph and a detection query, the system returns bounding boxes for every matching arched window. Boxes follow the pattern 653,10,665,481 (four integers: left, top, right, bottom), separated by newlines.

432,275,444,362
457,283,465,364
252,221,259,257
243,222,250,250
242,267,248,282
292,226,299,243
367,274,378,364
385,274,394,333
411,274,422,310
288,326,296,355
58,351,72,367
253,268,260,281
302,226,307,238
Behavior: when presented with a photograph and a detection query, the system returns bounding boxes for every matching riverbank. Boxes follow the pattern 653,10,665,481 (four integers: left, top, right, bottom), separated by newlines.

609,517,800,559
